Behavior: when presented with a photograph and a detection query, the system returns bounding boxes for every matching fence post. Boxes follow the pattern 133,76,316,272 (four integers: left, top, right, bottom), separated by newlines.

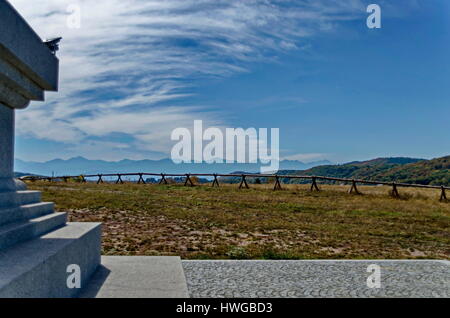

159,174,168,185
97,174,103,184
212,174,219,187
138,173,146,184
310,177,320,192
273,176,282,191
184,174,194,187
115,174,123,184
349,179,361,195
239,175,249,189
440,186,447,202
391,182,400,198
81,175,86,183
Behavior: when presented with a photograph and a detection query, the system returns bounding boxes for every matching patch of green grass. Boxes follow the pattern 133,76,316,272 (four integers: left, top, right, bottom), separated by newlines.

260,247,303,260
227,247,251,259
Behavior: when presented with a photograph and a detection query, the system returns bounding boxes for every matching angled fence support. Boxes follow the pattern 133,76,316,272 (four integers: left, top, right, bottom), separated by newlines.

310,177,320,192
391,182,400,198
440,186,447,202
115,174,124,184
97,174,104,184
184,174,194,187
212,174,220,187
239,175,249,189
273,176,282,191
349,180,361,195
81,175,86,183
137,173,146,184
159,174,168,185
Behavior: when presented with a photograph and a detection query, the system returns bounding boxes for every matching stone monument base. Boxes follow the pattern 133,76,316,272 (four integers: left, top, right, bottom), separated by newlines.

0,185,101,298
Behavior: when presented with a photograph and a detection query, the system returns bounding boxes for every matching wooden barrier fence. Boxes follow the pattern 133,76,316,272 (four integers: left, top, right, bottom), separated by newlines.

21,172,450,202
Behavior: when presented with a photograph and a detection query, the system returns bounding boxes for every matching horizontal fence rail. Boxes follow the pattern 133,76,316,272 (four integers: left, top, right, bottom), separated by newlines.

20,172,449,202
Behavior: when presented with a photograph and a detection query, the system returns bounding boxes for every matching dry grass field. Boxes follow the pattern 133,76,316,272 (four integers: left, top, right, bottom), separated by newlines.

27,181,450,260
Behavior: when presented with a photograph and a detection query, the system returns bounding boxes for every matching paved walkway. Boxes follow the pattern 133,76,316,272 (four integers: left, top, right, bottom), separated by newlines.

79,256,189,298
182,260,450,298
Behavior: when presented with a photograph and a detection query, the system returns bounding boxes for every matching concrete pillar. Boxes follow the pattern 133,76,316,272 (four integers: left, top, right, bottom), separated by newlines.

0,103,15,191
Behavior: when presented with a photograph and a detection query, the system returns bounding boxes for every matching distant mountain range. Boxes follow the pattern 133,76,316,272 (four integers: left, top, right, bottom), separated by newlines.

14,156,331,177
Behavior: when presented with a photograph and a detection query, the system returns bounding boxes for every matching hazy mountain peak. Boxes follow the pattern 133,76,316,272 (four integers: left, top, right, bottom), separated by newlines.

14,157,327,177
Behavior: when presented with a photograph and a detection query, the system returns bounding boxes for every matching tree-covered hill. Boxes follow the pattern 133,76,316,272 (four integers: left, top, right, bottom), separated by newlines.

373,156,450,185
283,157,422,180
283,156,450,186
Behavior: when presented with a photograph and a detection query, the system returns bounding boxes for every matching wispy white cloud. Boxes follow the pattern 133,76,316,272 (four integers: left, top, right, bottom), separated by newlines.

10,0,369,160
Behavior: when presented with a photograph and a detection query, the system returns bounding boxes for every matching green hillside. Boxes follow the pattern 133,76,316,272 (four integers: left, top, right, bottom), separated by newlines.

283,157,420,178
284,156,450,186
374,156,450,185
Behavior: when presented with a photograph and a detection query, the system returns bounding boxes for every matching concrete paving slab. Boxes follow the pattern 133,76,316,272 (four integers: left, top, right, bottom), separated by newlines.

79,256,189,298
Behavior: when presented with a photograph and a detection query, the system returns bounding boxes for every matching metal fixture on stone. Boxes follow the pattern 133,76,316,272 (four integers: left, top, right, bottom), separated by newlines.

44,37,62,55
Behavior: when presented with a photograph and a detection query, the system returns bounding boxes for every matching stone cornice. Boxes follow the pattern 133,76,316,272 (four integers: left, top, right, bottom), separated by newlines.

0,0,59,109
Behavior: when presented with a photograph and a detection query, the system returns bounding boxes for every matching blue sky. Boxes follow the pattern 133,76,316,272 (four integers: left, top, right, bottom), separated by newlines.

10,0,450,164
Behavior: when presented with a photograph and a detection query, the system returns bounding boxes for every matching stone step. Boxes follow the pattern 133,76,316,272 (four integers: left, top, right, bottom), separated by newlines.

0,212,66,251
0,222,101,298
79,256,189,298
0,190,42,208
0,202,54,226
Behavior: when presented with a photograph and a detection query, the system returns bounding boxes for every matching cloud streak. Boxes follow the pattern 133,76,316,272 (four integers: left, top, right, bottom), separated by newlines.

10,0,369,160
